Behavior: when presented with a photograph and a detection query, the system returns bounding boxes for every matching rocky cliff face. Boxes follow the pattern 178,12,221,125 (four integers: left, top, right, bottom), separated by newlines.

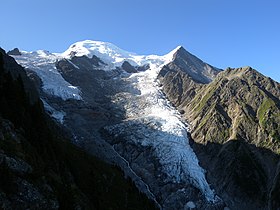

0,49,157,210
158,56,280,209
184,67,280,150
158,47,221,107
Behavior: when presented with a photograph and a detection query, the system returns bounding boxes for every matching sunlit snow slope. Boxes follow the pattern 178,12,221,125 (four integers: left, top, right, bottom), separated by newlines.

62,40,180,69
13,40,178,101
14,50,81,100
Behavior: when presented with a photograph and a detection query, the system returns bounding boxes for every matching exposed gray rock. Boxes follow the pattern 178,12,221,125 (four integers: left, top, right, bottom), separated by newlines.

170,47,221,83
4,157,33,175
7,48,21,56
136,63,150,72
157,47,220,107
121,61,137,73
0,48,39,104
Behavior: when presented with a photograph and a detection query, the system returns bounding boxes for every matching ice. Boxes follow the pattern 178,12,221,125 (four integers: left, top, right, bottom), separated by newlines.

106,60,217,202
185,201,196,209
12,51,82,101
42,100,65,124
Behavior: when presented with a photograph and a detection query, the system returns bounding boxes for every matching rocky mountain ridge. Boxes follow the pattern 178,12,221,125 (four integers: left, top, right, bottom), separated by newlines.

158,55,280,209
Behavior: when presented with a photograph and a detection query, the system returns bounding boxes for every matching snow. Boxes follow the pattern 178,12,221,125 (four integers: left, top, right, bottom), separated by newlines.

106,60,217,202
62,40,179,69
185,201,196,209
66,59,80,69
13,51,82,101
42,100,65,124
12,40,179,101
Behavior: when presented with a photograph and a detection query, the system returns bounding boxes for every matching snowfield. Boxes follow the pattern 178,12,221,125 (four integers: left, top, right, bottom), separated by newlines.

13,40,179,101
62,40,181,69
13,50,82,100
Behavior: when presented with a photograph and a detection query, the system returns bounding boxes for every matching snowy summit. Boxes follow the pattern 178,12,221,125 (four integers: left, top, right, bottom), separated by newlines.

12,40,181,100
62,40,181,68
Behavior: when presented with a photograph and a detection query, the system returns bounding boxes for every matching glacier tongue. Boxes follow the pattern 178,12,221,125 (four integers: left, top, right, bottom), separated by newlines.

106,62,217,202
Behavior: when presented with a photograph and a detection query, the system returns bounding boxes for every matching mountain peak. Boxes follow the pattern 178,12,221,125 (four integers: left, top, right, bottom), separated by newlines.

167,45,187,59
173,45,185,52
62,40,187,69
174,45,186,52
159,45,221,84
62,40,135,61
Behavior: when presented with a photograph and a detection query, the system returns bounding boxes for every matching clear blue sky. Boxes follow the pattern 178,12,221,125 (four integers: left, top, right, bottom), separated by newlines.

1,0,279,82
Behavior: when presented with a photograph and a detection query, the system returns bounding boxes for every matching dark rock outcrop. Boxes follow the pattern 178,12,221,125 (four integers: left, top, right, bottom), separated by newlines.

169,46,221,83
7,48,21,56
136,64,150,72
121,61,137,73
56,56,122,105
158,47,221,106
0,48,38,104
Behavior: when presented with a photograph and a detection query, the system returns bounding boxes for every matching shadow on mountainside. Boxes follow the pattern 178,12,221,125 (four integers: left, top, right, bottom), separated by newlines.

43,56,142,157
188,135,280,210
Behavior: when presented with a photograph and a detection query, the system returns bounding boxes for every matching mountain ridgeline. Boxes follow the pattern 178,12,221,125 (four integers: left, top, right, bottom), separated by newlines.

5,40,280,210
158,48,280,209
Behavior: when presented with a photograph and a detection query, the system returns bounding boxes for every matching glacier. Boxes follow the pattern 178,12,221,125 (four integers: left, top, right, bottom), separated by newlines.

12,40,219,207
42,99,65,124
105,61,217,202
13,50,82,100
